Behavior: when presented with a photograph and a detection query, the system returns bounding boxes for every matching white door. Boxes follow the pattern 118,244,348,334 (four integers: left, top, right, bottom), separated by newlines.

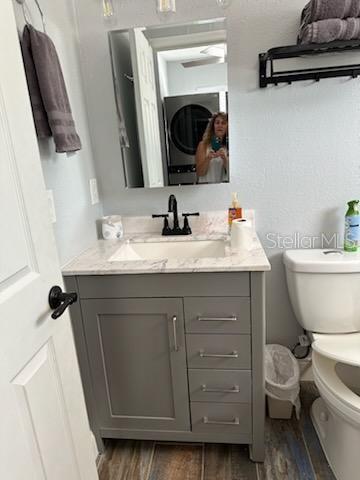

129,28,164,188
0,2,99,480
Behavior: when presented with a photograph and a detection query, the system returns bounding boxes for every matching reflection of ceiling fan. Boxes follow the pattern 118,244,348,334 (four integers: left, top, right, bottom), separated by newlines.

181,44,227,68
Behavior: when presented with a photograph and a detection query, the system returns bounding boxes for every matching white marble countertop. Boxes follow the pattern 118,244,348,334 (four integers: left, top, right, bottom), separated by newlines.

62,231,271,276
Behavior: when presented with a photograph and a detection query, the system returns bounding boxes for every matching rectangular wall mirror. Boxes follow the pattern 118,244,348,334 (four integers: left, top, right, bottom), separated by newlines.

109,18,228,188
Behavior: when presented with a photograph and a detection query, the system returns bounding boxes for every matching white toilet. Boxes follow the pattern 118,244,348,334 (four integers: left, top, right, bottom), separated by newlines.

284,249,360,480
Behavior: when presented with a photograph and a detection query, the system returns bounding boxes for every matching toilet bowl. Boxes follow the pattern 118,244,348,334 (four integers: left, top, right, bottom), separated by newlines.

312,351,360,480
283,249,360,480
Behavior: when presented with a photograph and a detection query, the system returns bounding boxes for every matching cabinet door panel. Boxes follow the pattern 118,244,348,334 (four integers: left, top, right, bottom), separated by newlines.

81,298,190,432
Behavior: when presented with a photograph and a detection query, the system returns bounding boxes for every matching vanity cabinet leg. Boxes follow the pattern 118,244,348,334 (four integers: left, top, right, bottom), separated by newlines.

95,433,105,454
250,272,266,463
250,442,265,463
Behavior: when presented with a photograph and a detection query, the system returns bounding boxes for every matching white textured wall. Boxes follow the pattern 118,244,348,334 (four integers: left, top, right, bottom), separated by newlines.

13,0,102,265
74,0,360,346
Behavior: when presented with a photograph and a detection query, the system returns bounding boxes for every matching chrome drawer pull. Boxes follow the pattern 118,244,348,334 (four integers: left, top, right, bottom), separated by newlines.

201,384,240,394
203,416,240,426
197,316,237,322
199,350,238,359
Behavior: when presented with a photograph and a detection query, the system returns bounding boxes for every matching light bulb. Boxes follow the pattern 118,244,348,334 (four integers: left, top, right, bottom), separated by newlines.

157,0,176,13
102,0,115,18
216,0,231,8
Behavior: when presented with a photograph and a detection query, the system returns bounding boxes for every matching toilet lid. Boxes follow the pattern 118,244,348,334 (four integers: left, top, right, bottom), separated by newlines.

312,332,360,367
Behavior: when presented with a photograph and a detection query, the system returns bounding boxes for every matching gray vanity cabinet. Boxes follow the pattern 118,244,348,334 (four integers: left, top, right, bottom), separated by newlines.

65,272,266,462
80,298,190,432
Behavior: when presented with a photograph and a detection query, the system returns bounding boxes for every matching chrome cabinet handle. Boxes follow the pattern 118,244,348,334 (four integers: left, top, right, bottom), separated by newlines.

199,350,238,358
203,416,240,426
201,384,240,394
172,315,178,351
197,316,237,322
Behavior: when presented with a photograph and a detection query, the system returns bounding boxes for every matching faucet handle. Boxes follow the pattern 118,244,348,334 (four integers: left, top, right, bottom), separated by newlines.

182,216,192,235
152,214,171,235
181,213,199,235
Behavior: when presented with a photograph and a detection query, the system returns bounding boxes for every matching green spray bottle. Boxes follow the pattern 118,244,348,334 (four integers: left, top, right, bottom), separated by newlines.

344,200,360,252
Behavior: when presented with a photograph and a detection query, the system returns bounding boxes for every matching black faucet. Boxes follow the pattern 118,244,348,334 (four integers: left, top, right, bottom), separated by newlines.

168,194,181,233
152,195,199,236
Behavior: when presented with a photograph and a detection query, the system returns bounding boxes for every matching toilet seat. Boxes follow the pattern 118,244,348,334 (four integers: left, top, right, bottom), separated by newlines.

312,332,360,368
312,351,360,423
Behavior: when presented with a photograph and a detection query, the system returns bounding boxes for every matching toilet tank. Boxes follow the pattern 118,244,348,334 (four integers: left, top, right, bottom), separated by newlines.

284,250,360,334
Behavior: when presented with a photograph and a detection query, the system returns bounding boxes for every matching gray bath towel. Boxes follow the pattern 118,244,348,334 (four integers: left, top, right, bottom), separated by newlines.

21,25,81,153
21,26,51,139
301,0,360,28
299,17,360,44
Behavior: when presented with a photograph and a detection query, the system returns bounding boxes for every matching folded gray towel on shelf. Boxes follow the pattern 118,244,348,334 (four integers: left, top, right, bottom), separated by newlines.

302,0,360,27
21,25,81,153
299,17,360,44
21,26,51,139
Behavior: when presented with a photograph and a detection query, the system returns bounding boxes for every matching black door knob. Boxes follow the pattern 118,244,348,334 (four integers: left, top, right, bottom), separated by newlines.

48,286,77,320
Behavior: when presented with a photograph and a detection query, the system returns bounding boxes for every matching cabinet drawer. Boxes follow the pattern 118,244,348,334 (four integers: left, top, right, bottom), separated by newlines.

186,334,251,369
191,402,251,434
189,369,251,403
184,297,250,334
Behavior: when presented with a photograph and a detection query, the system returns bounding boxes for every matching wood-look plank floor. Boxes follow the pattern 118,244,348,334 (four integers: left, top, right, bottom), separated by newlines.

148,443,203,480
98,382,335,480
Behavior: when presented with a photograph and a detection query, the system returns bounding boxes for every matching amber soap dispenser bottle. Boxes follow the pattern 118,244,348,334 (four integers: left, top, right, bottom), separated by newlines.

228,192,243,227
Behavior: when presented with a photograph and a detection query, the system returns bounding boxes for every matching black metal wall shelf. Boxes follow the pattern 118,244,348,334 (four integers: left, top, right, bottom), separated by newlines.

259,40,360,88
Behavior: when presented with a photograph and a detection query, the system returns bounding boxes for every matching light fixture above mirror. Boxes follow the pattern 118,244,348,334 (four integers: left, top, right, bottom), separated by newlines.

216,0,232,8
103,0,230,18
157,0,231,12
157,0,176,13
102,0,115,18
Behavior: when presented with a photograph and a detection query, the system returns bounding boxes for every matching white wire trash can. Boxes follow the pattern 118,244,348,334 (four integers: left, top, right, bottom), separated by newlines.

265,344,301,419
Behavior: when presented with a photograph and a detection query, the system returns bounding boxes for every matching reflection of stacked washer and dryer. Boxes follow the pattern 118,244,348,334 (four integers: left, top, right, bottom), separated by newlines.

164,92,227,185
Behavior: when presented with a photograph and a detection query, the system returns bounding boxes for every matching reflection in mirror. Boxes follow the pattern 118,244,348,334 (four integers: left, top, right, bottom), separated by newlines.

109,18,228,188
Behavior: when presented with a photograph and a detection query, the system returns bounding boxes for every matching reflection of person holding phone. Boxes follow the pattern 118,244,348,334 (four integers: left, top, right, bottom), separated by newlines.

196,112,228,184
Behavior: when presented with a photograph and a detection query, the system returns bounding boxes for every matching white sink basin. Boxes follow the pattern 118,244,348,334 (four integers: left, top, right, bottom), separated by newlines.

108,239,227,262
